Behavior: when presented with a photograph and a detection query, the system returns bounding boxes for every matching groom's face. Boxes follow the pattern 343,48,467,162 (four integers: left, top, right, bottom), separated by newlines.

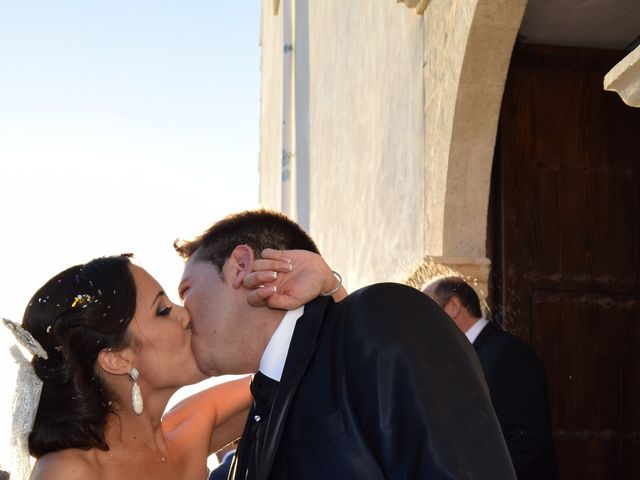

179,256,245,376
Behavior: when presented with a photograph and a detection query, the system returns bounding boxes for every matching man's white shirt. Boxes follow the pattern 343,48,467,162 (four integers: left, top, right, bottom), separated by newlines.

465,317,489,344
259,306,305,381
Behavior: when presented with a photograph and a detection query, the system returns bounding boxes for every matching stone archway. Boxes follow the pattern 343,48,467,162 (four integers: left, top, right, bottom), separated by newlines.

410,0,528,296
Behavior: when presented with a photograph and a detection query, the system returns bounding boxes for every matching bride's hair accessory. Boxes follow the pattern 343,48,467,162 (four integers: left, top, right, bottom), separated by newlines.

3,318,49,480
129,368,143,415
71,294,93,308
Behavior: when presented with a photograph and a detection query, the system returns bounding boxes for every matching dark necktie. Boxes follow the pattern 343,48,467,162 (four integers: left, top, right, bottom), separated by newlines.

251,371,279,419
245,371,279,480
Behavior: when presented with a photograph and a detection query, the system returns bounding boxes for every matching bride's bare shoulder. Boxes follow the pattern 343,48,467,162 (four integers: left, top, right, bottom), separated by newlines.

30,449,96,480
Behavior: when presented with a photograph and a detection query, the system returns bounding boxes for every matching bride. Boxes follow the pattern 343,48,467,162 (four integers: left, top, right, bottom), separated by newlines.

5,250,340,480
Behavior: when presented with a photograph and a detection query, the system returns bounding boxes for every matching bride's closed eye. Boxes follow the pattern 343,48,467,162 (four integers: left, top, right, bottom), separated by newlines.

156,305,173,316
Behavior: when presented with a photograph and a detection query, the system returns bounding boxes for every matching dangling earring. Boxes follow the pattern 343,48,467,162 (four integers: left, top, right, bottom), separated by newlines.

129,368,143,415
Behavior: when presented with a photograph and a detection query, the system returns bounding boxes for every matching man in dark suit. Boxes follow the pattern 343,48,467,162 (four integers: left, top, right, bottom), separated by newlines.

209,442,237,480
175,210,516,480
424,277,558,480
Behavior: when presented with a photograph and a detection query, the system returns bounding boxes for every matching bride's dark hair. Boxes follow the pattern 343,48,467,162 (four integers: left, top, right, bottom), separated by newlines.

22,255,137,457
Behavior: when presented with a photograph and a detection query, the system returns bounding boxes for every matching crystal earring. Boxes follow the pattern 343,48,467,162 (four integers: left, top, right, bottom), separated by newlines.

129,368,143,415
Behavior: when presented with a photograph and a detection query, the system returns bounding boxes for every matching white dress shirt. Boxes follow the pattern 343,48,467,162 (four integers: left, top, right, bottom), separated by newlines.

465,317,489,344
259,306,304,381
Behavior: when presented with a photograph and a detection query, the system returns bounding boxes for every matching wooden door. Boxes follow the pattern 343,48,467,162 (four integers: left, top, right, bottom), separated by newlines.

490,44,640,480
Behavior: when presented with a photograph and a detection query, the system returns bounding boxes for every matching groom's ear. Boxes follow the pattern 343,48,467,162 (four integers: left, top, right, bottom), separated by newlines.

228,245,256,289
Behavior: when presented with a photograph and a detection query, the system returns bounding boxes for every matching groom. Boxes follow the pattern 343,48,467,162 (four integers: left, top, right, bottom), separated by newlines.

175,210,516,479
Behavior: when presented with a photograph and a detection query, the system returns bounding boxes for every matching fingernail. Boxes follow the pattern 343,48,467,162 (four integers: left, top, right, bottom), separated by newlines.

284,257,292,264
287,263,293,271
271,271,278,279
266,285,277,294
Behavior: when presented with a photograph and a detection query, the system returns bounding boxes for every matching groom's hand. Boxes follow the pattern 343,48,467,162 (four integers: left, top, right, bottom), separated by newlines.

244,249,345,310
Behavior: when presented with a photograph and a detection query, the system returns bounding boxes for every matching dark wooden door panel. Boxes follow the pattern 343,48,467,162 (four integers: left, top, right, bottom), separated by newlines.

491,43,640,479
535,292,640,480
532,292,639,426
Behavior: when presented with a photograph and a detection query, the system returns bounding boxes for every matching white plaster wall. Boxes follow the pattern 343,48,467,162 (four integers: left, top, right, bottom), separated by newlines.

259,2,284,209
258,0,527,290
306,1,426,290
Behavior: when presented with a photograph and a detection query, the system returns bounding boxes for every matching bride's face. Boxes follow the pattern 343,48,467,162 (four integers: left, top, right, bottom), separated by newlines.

125,265,206,389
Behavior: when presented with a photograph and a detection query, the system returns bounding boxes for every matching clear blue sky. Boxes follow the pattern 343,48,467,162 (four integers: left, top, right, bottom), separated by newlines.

0,1,261,467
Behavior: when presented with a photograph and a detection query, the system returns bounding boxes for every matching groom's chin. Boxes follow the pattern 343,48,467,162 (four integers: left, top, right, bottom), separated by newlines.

194,355,221,378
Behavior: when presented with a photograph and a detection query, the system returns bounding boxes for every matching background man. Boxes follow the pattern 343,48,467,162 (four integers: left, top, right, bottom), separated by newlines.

424,277,558,480
175,210,516,480
209,441,237,480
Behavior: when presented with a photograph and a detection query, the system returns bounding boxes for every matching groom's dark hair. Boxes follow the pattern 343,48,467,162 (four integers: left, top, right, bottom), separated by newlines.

174,209,319,271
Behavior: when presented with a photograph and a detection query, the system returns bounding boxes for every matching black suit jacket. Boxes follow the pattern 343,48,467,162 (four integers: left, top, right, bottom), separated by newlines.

473,322,558,480
231,283,516,479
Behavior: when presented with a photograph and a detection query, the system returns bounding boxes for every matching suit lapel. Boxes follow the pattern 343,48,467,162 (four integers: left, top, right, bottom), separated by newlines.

257,295,331,480
472,321,496,351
